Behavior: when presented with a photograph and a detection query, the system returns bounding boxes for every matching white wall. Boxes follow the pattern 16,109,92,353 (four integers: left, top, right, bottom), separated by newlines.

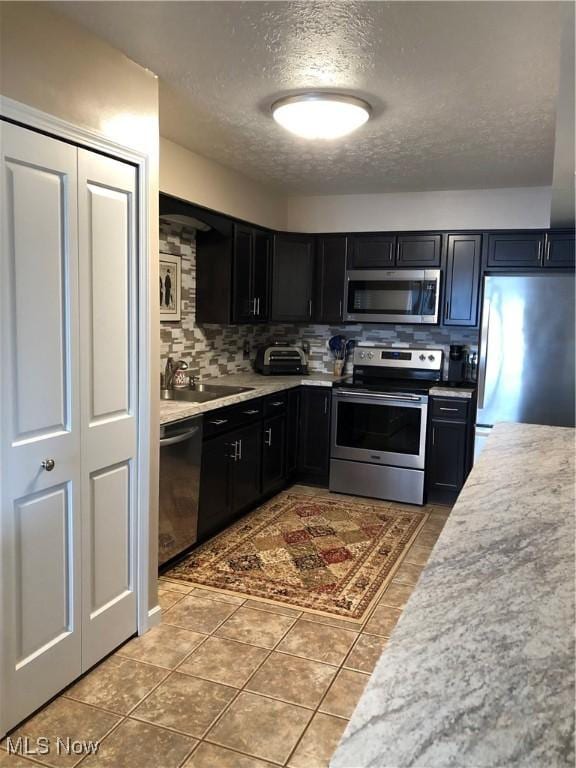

286,187,552,233
160,137,286,230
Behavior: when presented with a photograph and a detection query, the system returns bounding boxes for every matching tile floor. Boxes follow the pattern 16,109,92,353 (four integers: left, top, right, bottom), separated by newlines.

0,486,451,768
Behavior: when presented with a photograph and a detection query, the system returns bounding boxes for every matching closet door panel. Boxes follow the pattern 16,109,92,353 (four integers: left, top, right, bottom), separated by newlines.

78,149,138,669
0,123,82,733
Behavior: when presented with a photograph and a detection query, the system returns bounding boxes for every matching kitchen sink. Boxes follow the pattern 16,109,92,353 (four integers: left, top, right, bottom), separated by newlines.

160,384,254,403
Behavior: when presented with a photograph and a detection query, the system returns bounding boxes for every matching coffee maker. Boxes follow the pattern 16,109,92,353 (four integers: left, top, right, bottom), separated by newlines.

447,344,467,384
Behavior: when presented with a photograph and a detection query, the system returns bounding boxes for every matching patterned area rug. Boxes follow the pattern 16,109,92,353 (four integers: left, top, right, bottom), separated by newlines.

166,492,427,622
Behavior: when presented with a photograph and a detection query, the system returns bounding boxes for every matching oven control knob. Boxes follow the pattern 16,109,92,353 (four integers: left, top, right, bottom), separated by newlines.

419,354,426,361
367,352,374,359
428,354,435,361
359,352,366,359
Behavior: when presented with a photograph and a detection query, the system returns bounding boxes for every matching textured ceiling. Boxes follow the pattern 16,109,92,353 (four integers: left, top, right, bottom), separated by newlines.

52,1,561,194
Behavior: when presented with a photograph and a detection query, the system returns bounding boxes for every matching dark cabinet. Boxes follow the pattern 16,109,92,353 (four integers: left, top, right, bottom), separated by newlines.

271,234,315,322
544,231,575,268
396,234,441,267
348,234,395,268
485,232,545,268
298,388,332,484
232,224,271,323
262,414,286,495
426,396,474,505
443,234,482,327
197,432,233,541
285,388,301,478
315,235,347,322
230,422,262,513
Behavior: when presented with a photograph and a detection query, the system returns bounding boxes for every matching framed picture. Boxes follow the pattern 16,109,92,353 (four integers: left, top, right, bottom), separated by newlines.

159,253,181,322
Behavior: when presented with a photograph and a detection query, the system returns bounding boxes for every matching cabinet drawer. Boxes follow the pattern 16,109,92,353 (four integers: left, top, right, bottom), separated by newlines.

203,398,263,438
263,392,288,417
430,398,468,421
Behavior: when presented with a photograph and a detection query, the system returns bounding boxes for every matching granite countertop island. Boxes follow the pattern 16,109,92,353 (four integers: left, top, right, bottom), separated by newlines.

160,370,475,425
332,422,575,768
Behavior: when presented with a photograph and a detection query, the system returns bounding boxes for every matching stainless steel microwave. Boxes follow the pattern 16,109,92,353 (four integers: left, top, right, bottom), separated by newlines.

344,269,441,324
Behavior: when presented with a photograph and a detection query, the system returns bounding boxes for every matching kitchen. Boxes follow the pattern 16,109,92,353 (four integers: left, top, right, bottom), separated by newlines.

0,2,574,768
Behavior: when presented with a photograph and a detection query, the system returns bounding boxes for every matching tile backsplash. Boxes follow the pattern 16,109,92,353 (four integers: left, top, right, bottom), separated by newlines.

159,222,478,381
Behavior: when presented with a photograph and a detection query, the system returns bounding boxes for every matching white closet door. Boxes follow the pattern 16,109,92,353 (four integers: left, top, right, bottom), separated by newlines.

77,149,138,669
0,123,82,730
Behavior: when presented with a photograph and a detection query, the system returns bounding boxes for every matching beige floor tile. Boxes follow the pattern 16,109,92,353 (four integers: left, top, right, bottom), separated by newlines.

131,672,236,738
288,712,348,768
423,516,447,534
276,619,358,666
0,751,40,767
413,528,441,549
207,692,312,765
158,578,195,594
404,544,433,566
162,594,238,634
188,588,245,605
302,613,362,631
289,485,321,496
179,637,269,688
183,742,273,768
392,560,425,586
319,669,369,719
80,718,196,768
343,634,388,674
117,624,206,668
378,582,414,609
214,607,295,649
158,589,186,612
245,652,337,709
363,605,402,637
242,599,302,618
65,656,168,715
6,698,120,768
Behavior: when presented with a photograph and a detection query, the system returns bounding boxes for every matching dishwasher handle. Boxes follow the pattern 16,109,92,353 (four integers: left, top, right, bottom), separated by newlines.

160,426,201,447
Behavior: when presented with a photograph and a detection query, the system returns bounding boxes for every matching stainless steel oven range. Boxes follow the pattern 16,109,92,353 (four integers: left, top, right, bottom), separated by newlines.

330,346,443,505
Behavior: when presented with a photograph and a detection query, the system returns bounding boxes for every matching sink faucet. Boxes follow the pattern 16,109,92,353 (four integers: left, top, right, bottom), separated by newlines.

163,358,188,390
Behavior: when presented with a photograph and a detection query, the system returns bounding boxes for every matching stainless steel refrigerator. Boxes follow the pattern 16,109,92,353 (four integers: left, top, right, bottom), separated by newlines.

475,274,575,457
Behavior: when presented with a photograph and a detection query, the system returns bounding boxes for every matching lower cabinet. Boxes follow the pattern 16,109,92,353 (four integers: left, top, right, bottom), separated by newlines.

426,397,474,504
262,414,286,495
285,388,301,478
298,388,332,484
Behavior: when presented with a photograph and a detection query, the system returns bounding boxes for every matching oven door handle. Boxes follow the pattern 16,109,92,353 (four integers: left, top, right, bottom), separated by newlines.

335,390,424,403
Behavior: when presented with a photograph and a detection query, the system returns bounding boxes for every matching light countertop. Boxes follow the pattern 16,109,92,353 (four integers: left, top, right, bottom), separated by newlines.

160,372,476,425
159,371,343,425
331,422,575,768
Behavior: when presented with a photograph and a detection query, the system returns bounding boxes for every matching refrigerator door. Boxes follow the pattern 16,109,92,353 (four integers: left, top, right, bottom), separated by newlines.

477,274,575,428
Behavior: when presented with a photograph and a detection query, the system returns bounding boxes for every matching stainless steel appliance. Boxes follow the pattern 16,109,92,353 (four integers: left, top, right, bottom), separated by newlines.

254,342,308,375
476,274,575,458
330,347,443,505
344,269,441,324
159,416,203,566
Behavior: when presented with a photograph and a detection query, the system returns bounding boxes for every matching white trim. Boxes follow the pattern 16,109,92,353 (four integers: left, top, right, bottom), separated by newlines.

148,605,162,628
0,96,153,737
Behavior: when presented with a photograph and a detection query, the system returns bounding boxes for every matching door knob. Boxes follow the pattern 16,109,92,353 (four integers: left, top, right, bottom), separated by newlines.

41,459,55,472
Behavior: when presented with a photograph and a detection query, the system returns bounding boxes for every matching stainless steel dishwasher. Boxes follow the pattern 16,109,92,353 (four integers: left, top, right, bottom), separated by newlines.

159,416,203,567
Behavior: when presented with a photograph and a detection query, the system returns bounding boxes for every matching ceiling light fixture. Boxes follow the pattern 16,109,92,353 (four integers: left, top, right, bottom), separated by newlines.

271,93,371,140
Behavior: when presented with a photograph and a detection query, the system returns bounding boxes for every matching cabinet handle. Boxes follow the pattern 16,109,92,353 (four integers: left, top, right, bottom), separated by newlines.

271,401,284,407
252,297,258,316
545,236,551,262
243,409,259,415
256,297,261,315
439,407,458,412
339,299,343,318
324,396,328,415
228,441,239,461
210,419,228,426
308,299,313,318
432,427,436,446
445,299,450,318
238,439,242,461
264,427,272,447
537,241,543,264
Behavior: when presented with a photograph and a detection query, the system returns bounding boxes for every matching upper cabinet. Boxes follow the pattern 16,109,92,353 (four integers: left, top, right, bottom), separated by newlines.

348,234,395,268
396,234,442,267
485,232,545,268
271,234,315,323
544,231,575,268
315,235,347,323
349,233,441,268
232,224,271,323
442,234,482,327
